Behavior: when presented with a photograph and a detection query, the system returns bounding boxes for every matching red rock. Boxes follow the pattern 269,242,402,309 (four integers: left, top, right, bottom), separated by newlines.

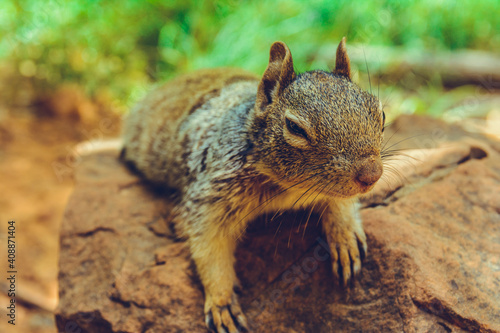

56,115,500,332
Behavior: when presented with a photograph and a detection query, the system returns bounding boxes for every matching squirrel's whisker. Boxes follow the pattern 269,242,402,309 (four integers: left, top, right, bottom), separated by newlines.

289,174,326,211
235,169,327,237
382,133,427,155
302,175,331,239
381,126,403,152
363,48,372,95
273,172,325,240
382,165,409,185
315,179,338,224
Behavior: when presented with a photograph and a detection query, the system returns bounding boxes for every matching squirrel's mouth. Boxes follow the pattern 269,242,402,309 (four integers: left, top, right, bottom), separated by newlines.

264,161,382,199
318,176,381,199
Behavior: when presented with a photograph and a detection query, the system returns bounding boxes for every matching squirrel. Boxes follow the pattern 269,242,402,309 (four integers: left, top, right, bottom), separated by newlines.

121,37,385,332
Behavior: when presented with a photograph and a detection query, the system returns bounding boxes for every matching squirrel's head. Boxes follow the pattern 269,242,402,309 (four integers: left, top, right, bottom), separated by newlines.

250,38,384,198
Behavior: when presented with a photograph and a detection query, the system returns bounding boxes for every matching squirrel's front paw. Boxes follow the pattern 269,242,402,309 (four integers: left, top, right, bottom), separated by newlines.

326,223,367,286
205,291,248,333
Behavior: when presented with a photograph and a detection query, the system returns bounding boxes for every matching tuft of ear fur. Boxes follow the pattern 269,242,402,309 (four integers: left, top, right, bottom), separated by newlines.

335,37,351,79
256,42,296,112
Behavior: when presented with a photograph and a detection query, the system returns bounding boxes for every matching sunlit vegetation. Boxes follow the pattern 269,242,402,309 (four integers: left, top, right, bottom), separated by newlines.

1,0,498,112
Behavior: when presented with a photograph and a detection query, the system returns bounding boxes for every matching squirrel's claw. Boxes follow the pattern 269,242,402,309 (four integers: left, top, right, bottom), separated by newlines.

328,226,367,286
205,292,248,333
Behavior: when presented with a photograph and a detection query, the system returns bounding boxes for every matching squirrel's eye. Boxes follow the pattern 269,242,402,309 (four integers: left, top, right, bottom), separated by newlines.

285,118,308,139
382,111,386,132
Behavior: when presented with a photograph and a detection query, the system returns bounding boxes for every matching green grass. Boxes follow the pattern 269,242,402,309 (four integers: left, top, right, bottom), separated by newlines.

1,0,499,108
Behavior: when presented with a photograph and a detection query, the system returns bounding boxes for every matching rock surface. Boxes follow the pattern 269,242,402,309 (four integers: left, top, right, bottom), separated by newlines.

55,115,500,333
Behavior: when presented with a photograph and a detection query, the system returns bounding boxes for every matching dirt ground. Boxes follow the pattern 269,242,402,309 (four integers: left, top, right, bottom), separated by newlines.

0,93,121,333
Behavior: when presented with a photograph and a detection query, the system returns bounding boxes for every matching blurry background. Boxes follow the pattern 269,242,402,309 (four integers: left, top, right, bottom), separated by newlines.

0,0,499,332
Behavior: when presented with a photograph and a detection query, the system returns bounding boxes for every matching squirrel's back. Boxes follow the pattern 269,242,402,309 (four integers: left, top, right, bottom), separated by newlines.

122,68,259,187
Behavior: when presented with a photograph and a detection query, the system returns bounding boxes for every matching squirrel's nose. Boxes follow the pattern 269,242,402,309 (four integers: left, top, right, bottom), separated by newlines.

356,156,383,187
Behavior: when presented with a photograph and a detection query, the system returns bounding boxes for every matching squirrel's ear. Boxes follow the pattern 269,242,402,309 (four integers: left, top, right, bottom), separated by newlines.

334,37,351,79
256,41,296,112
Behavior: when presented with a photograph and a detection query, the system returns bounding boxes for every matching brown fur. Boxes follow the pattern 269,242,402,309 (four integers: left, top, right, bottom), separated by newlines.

122,39,384,332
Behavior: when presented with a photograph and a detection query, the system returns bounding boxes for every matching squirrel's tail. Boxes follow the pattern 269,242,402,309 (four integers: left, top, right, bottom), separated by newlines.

75,138,123,156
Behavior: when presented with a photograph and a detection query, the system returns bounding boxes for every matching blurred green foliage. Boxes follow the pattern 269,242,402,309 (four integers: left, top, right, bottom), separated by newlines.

1,0,499,108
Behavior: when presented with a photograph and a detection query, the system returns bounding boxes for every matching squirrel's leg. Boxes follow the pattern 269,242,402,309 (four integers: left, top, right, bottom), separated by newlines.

320,197,367,286
187,220,248,332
